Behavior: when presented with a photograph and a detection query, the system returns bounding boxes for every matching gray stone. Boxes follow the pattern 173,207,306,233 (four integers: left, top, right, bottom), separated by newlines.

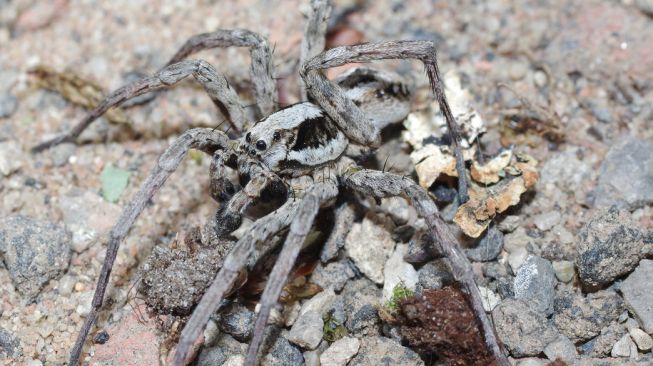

611,334,637,358
492,299,559,357
553,288,624,342
543,335,578,364
311,260,355,292
630,328,653,351
345,218,395,284
262,334,305,366
196,333,246,366
0,327,22,357
594,136,653,209
465,226,504,262
320,337,360,366
0,141,24,177
585,323,626,357
380,197,412,225
303,350,320,366
49,143,76,167
348,336,424,366
299,288,337,320
0,94,17,118
342,278,382,337
514,256,557,316
217,303,255,342
503,227,533,253
498,215,521,233
516,358,547,366
0,215,71,299
620,259,653,333
576,207,648,290
415,260,451,294
287,310,323,350
382,244,418,301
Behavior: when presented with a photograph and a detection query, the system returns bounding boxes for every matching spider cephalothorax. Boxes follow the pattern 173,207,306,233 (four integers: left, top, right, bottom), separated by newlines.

33,1,508,365
241,102,347,174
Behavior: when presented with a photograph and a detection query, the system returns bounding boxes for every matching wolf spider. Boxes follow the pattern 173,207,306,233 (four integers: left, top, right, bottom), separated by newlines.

33,1,508,365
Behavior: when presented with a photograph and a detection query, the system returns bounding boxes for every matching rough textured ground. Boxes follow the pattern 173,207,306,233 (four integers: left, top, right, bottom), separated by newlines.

2,0,653,365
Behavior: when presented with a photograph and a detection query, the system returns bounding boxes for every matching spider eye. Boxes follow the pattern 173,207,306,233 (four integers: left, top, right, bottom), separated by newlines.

256,140,267,151
273,131,281,141
245,132,251,143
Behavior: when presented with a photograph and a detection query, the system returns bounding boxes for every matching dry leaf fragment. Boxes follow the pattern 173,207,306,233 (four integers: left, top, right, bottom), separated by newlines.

454,154,538,238
29,65,131,126
471,149,513,184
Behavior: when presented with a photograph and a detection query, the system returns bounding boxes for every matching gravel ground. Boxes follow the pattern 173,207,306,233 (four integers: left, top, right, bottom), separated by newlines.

1,0,653,365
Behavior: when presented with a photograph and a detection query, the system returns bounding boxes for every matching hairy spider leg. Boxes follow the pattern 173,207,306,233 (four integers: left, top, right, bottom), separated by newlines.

301,40,470,202
299,0,331,100
67,128,230,366
342,169,510,366
164,29,276,116
32,59,247,152
244,181,339,366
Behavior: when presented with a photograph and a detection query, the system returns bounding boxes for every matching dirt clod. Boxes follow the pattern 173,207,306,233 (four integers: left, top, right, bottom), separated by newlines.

397,287,496,366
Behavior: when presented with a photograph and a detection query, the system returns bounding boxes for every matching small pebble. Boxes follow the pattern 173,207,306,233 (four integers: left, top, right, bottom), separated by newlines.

93,330,110,345
0,141,25,177
479,286,501,311
498,215,521,233
509,62,529,81
508,247,529,272
552,260,575,283
0,94,18,118
611,334,637,358
621,259,653,333
345,218,395,284
543,335,577,364
382,244,418,301
320,337,360,366
629,328,653,351
514,256,557,316
533,70,548,87
465,226,504,262
533,211,561,232
287,310,323,350
503,227,532,253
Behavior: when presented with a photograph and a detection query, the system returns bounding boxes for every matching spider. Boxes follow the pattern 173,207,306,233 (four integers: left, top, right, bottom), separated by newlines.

33,1,507,365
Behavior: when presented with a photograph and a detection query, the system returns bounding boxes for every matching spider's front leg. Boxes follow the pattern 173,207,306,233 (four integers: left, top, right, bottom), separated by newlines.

244,181,339,366
32,59,247,152
342,168,510,366
301,41,470,202
173,198,302,365
67,128,230,366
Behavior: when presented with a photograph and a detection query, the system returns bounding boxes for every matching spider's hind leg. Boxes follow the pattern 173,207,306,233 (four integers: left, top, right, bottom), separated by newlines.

342,168,510,366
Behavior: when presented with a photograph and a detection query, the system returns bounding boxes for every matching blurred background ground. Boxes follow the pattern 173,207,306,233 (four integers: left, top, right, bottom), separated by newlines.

1,0,653,365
